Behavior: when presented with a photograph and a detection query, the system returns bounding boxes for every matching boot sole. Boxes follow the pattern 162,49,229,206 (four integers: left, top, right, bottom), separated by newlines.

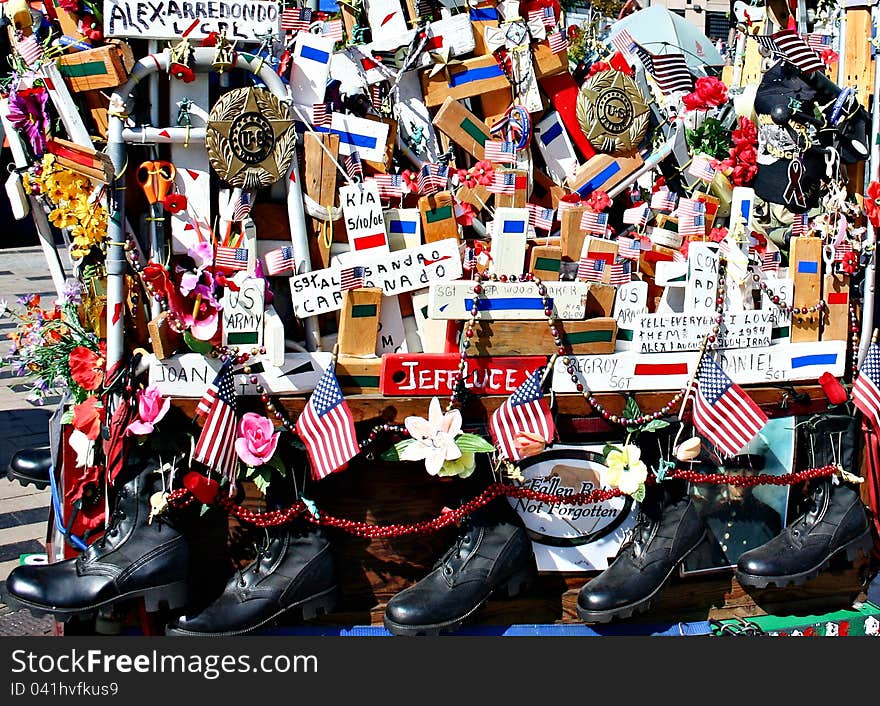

576,530,708,625
735,527,874,589
2,580,192,621
383,563,537,637
164,585,340,637
5,468,49,491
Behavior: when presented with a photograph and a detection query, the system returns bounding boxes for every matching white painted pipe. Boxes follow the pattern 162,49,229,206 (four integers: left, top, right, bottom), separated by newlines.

121,127,207,143
607,136,676,199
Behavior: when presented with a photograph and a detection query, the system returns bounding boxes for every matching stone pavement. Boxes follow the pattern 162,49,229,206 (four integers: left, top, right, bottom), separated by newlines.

0,244,69,635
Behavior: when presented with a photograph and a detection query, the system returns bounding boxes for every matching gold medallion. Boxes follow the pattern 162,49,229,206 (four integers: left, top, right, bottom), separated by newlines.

576,70,650,155
206,88,296,189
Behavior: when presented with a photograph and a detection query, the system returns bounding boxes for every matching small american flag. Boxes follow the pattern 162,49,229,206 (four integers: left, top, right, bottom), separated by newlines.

281,7,312,32
370,84,384,111
622,203,650,227
677,199,707,237
611,28,637,56
760,250,781,273
321,19,344,42
805,33,832,51
16,33,43,67
834,239,853,262
214,246,250,272
295,366,360,480
792,212,810,235
487,171,518,195
527,203,555,231
577,257,606,282
634,44,694,94
264,245,296,276
617,236,642,260
548,30,567,54
688,155,717,184
853,342,880,429
579,211,609,235
232,191,253,221
609,261,631,285
752,30,824,73
489,369,555,461
312,102,331,128
693,356,768,457
340,265,366,291
372,173,405,198
464,245,477,272
528,7,556,28
417,163,449,194
345,151,363,181
193,361,239,486
651,189,678,212
484,140,518,164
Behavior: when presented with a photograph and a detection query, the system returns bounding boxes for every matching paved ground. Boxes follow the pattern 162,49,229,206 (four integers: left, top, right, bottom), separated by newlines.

0,242,68,635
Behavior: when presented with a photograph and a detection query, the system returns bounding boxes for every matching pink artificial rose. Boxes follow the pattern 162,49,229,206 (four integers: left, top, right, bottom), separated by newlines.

234,413,280,467
513,431,547,459
125,385,170,435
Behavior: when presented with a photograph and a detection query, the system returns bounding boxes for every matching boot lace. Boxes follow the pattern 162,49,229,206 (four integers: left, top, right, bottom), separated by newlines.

437,516,476,572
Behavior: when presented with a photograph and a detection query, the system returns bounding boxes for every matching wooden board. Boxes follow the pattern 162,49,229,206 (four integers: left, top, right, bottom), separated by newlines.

790,236,823,342
469,3,500,55
822,274,850,342
493,169,529,208
419,191,459,244
844,6,875,107
340,181,389,253
429,280,590,320
364,115,397,173
421,54,510,107
385,208,422,250
466,318,617,356
305,132,340,269
634,311,775,353
559,205,588,262
222,277,264,348
567,152,644,198
529,245,562,281
535,110,580,185
338,288,383,356
146,312,183,361
432,96,493,160
380,353,547,396
532,41,568,78
57,44,131,92
336,355,382,394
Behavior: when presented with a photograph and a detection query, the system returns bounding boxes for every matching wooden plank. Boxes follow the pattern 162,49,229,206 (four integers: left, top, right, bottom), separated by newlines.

586,283,617,317
613,280,648,350
532,41,568,78
477,86,514,132
529,245,562,281
790,236,823,342
469,3,500,55
263,305,285,367
385,208,422,250
364,115,397,173
330,112,391,163
467,319,617,356
337,288,383,357
289,32,334,107
579,237,618,286
493,169,528,208
432,96,493,160
844,6,874,106
532,168,566,210
82,90,110,138
684,242,720,313
57,45,131,92
336,355,383,394
534,110,580,185
567,152,644,198
822,274,850,342
429,280,590,320
380,353,547,396
490,207,529,275
560,205,587,262
411,289,449,353
635,311,774,353
421,54,510,107
45,137,113,183
761,277,793,345
147,312,183,361
419,191,459,244
304,132,339,269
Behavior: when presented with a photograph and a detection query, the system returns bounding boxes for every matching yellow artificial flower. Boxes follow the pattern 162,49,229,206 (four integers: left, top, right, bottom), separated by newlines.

600,444,648,496
49,207,77,229
437,452,476,479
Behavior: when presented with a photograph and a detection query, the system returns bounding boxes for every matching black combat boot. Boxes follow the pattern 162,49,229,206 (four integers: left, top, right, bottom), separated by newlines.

577,483,707,623
6,446,52,490
735,479,872,588
3,458,200,619
383,496,537,636
736,412,873,588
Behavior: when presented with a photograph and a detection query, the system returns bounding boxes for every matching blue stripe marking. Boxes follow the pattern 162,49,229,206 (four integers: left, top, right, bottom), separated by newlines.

448,64,505,87
539,121,563,145
797,261,819,274
389,220,417,234
469,7,499,21
300,45,330,64
464,298,551,311
791,353,838,368
740,200,751,220
576,162,621,196
330,129,378,149
502,220,526,234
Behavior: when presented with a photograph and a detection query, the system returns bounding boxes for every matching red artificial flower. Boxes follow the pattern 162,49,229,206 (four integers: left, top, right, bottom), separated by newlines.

821,48,839,67
841,250,859,275
202,31,219,47
559,192,582,204
169,63,195,83
587,61,611,78
141,261,173,301
162,193,188,213
567,25,581,40
401,169,419,193
731,161,758,187
694,76,728,107
72,396,105,441
455,201,477,226
731,116,757,146
709,226,728,243
78,15,103,42
456,168,475,189
819,372,848,406
472,160,494,186
183,471,220,505
651,176,666,193
682,92,705,111
69,344,106,391
586,189,611,213
750,231,767,252
865,181,880,229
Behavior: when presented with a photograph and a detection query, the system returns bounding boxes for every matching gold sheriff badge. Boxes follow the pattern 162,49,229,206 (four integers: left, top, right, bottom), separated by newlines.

206,87,296,189
576,70,650,155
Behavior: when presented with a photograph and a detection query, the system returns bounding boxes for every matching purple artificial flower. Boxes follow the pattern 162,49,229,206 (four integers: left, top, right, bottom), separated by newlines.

60,278,83,306
7,87,48,157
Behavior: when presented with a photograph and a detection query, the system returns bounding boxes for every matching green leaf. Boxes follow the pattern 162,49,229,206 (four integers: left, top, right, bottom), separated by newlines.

602,443,620,459
267,454,287,476
381,438,416,462
631,483,646,503
252,468,272,494
200,504,210,516
60,409,74,425
244,465,257,479
623,396,640,421
455,433,496,453
641,419,671,433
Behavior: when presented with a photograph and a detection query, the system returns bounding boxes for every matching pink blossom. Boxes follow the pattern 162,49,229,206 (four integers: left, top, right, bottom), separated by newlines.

125,385,170,436
235,413,280,467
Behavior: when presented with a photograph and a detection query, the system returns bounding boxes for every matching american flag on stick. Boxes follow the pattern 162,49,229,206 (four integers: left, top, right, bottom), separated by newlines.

312,102,331,128
622,203,650,228
231,191,253,221
609,261,631,285
340,265,366,291
214,246,250,272
548,31,567,54
371,173,405,198
687,155,717,184
527,203,555,231
577,257,606,282
528,6,556,28
484,140,518,164
579,211,609,235
853,341,880,429
752,30,824,74
634,44,694,94
677,199,707,237
16,34,43,67
651,189,678,212
617,235,642,260
489,369,555,461
321,19,344,42
281,7,312,32
417,163,449,194
610,28,637,56
344,151,363,181
792,212,810,235
834,239,853,262
296,366,360,480
264,245,297,276
194,361,239,485
487,171,518,195
692,356,768,457
760,250,781,274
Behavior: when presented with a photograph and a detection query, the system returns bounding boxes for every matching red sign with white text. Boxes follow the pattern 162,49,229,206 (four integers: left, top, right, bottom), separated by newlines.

380,354,548,396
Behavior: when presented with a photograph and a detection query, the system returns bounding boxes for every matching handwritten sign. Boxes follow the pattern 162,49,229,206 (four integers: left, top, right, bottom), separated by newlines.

104,0,279,40
149,353,334,397
381,354,547,396
340,181,388,253
635,311,775,353
761,277,793,344
429,280,590,320
222,276,264,347
289,238,462,318
612,280,647,351
552,340,847,393
684,242,719,313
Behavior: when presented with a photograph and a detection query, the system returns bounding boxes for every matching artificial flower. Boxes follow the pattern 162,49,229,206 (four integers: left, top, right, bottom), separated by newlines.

600,444,648,496
172,282,220,340
586,189,611,213
68,344,105,391
57,0,80,10
234,413,280,467
183,471,220,504
682,91,705,111
78,15,103,41
513,431,547,459
471,160,494,186
821,48,839,67
401,397,463,475
68,428,95,469
455,201,477,226
731,116,757,146
694,76,728,106
162,193,188,213
709,226,728,243
437,452,476,478
865,181,880,229
125,385,170,436
72,396,105,441
169,63,195,82
187,241,214,270
7,86,48,157
587,61,611,78
841,250,859,275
